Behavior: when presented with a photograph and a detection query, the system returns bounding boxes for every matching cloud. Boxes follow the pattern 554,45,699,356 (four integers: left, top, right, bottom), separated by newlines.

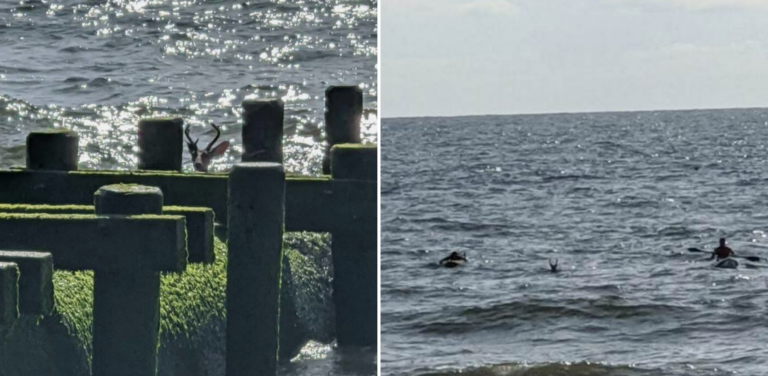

458,0,519,16
604,0,768,10
385,0,519,16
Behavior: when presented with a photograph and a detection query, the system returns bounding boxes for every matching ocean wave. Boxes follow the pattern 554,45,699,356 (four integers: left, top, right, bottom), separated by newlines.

412,362,664,376
409,298,693,334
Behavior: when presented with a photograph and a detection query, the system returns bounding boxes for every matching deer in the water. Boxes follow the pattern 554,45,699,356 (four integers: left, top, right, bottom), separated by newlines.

549,259,559,273
185,123,230,172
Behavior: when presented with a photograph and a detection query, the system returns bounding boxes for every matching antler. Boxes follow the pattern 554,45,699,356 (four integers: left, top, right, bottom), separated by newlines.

205,123,221,151
184,124,199,148
549,259,558,272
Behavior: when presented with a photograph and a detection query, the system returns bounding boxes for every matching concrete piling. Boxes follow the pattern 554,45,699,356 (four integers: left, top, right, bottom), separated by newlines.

138,117,184,171
241,99,284,163
330,144,377,346
0,251,53,316
226,162,285,376
0,262,19,327
322,86,362,174
92,184,164,376
26,130,79,171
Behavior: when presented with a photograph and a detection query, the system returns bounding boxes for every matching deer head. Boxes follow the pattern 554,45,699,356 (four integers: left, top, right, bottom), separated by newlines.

549,259,559,273
184,123,230,172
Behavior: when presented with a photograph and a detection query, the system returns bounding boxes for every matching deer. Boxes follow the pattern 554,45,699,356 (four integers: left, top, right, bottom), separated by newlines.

549,259,559,273
184,123,230,172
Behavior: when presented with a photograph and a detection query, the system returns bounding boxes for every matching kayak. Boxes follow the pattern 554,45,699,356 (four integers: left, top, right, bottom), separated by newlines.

440,259,466,268
714,258,738,269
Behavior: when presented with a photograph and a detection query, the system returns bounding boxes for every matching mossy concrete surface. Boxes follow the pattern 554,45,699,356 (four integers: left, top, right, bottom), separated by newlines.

0,204,214,264
0,213,186,272
0,169,369,231
0,232,334,376
330,144,377,181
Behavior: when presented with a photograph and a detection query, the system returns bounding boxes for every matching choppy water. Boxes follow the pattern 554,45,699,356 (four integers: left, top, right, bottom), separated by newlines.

1,0,376,374
0,0,377,174
382,109,768,376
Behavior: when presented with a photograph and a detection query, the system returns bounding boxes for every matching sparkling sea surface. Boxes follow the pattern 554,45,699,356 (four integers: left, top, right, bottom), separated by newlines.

1,0,377,375
382,109,768,376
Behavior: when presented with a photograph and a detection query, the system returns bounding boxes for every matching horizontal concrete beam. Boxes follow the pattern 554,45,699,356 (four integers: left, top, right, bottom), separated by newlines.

0,262,19,326
0,251,53,316
0,204,214,264
0,213,186,272
0,169,375,232
0,169,228,222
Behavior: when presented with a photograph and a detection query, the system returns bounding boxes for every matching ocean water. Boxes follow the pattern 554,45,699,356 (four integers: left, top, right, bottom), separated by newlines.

382,109,768,376
0,0,377,174
0,0,377,374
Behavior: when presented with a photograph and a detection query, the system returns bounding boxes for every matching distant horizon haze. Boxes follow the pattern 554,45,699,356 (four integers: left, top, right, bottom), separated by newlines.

382,0,768,117
382,104,768,119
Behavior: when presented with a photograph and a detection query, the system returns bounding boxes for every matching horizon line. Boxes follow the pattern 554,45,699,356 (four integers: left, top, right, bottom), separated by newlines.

382,105,768,120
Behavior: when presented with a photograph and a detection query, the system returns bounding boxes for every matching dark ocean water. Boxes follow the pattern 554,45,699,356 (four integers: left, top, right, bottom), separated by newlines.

1,0,376,374
382,109,768,376
0,0,377,174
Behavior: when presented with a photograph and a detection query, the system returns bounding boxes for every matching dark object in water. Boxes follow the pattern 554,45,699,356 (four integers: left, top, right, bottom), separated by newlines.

549,259,558,273
439,251,467,268
714,257,738,269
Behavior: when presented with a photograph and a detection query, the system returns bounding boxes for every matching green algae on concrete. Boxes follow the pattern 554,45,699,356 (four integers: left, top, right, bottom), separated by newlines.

0,168,371,231
0,232,334,376
0,251,54,316
0,213,186,272
92,184,164,376
0,204,214,264
330,143,377,181
0,233,334,376
95,184,164,216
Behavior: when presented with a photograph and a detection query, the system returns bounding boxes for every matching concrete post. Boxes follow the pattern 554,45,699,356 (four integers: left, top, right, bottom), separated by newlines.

241,99,284,163
226,162,285,376
0,251,53,316
322,86,362,174
0,262,19,327
137,117,184,171
330,144,377,346
92,184,164,376
26,130,79,171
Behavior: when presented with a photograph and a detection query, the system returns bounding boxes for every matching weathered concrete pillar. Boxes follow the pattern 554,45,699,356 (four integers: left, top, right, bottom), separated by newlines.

0,262,19,327
26,129,79,171
137,117,184,171
331,144,377,346
322,86,362,174
0,251,53,316
226,162,285,376
92,184,164,376
241,99,284,163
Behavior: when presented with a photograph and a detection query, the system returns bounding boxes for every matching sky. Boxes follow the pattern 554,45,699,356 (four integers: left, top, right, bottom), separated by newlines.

382,0,768,117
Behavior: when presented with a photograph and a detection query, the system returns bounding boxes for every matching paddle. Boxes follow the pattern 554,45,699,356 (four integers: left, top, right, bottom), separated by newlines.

687,247,761,262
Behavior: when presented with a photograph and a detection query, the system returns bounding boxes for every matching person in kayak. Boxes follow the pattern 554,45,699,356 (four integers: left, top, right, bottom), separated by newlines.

439,251,467,267
711,238,735,261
